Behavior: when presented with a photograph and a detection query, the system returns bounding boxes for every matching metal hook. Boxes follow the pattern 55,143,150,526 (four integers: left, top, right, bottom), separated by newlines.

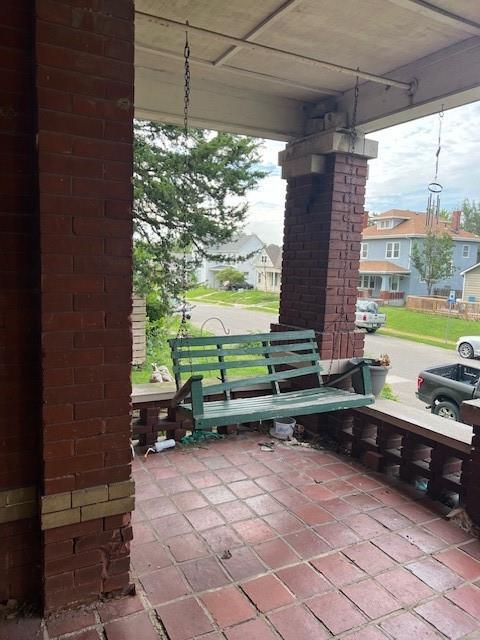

200,317,230,335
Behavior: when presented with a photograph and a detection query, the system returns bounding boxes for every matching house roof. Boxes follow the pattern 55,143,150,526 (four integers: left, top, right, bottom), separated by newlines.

461,262,480,276
264,244,282,268
363,210,480,241
359,260,409,274
210,233,263,254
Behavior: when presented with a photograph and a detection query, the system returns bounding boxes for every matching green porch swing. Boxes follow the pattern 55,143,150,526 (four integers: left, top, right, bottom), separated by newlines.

168,26,374,434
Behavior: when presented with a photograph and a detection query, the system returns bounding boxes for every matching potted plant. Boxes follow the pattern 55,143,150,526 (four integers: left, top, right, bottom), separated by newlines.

368,353,391,397
350,354,391,398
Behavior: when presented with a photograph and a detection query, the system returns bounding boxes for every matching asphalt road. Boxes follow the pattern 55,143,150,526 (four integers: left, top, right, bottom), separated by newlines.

188,301,476,410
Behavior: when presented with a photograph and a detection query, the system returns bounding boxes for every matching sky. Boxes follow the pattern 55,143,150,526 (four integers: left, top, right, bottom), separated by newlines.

245,100,480,246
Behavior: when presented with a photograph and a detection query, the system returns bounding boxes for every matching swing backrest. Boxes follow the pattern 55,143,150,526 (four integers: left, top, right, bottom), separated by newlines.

168,330,323,398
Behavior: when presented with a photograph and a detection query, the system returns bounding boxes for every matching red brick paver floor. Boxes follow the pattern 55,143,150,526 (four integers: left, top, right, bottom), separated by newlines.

4,432,480,639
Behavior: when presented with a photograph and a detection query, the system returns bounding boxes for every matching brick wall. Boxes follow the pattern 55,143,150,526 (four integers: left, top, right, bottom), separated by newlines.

460,401,480,526
34,0,134,611
0,1,42,603
273,153,367,359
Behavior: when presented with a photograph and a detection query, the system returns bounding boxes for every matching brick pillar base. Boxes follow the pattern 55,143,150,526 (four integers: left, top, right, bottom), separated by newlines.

274,147,376,360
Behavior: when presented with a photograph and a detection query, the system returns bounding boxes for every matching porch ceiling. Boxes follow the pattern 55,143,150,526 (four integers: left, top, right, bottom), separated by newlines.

134,0,480,140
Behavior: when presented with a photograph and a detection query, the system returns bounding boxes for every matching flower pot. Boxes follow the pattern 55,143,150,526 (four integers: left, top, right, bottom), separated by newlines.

369,365,390,397
349,358,390,398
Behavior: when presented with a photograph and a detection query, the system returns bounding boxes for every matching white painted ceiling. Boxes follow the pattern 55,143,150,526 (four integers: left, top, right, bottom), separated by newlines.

134,0,480,139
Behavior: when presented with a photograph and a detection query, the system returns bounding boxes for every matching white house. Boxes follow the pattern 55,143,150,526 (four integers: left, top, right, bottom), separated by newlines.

461,262,480,302
197,234,264,288
254,244,282,292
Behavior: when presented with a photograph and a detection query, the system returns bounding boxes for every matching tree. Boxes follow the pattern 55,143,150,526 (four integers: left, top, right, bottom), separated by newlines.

461,199,480,236
411,231,454,295
133,121,266,311
215,267,247,289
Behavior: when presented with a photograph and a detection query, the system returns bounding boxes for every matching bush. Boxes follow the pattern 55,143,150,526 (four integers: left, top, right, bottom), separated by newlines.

216,267,247,288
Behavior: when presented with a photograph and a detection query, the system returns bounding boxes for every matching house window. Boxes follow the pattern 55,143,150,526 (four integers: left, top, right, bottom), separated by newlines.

257,273,262,282
386,242,400,259
361,243,368,259
261,255,267,263
390,275,400,291
463,245,470,258
359,275,375,289
379,219,393,229
274,272,279,287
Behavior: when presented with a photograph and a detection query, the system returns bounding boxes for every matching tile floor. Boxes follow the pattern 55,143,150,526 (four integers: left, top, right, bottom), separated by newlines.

3,432,480,640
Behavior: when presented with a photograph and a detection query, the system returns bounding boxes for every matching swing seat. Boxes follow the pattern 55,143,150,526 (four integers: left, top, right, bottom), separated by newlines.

169,330,374,431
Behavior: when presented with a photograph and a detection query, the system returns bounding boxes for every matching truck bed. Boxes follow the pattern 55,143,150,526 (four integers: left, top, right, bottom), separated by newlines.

426,364,480,386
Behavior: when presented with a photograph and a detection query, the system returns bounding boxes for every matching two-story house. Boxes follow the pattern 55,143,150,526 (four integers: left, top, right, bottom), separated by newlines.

254,244,282,292
359,209,480,304
196,233,264,288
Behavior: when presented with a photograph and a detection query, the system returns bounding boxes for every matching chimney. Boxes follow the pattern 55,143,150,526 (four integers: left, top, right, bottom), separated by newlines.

451,210,461,233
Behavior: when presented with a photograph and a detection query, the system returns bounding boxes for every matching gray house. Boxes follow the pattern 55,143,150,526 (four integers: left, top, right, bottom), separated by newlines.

359,210,480,304
196,234,264,288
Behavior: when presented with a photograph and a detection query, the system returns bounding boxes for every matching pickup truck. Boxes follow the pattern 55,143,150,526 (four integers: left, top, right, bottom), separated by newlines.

416,363,480,421
355,299,386,333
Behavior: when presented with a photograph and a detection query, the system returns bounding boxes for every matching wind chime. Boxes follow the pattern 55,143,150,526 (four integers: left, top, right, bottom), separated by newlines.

426,106,444,228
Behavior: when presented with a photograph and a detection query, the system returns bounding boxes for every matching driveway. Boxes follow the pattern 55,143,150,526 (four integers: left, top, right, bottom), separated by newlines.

189,301,470,410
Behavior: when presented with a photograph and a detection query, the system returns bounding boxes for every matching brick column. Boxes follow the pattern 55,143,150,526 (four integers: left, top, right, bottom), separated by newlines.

1,1,135,612
36,0,135,611
272,132,377,359
0,2,41,603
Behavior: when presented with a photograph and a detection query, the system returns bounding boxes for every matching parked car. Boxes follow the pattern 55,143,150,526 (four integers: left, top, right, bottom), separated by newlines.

355,299,386,333
456,336,480,359
416,362,480,421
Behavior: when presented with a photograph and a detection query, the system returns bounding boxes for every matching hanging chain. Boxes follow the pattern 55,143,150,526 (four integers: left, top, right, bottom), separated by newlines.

183,23,191,137
178,22,192,337
426,105,444,228
434,106,444,182
349,75,360,154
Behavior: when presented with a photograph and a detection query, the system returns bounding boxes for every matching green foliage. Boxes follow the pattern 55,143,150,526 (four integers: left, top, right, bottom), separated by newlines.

133,121,267,310
215,267,247,287
380,383,398,401
461,198,480,236
411,231,454,295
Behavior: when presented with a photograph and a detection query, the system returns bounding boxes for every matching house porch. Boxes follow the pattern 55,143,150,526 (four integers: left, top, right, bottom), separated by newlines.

5,412,480,639
2,0,480,630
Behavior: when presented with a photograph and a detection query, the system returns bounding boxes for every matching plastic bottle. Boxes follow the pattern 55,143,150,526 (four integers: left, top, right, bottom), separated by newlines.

145,439,176,458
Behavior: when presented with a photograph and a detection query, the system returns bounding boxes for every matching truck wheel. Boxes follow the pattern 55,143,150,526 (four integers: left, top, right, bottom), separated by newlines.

366,328,377,333
433,401,459,421
458,342,474,359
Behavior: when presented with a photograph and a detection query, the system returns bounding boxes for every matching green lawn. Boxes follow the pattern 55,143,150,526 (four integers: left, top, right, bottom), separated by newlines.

378,306,477,348
187,286,279,312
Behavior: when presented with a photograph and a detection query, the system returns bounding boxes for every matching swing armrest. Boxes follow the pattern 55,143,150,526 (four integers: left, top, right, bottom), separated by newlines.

171,375,204,408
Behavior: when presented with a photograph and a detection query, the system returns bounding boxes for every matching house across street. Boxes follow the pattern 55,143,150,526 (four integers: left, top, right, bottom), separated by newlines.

360,209,480,304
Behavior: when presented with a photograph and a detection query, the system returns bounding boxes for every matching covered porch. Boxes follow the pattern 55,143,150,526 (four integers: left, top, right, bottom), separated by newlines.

2,0,480,634
358,263,410,305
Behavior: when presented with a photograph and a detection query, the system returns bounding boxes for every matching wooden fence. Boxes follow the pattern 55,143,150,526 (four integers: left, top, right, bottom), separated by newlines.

406,295,480,319
132,295,146,365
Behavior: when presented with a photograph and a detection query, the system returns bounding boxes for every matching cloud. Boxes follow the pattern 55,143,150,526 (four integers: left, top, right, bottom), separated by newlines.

245,101,480,243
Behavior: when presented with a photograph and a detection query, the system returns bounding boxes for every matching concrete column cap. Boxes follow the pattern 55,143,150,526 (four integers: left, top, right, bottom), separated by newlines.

278,131,378,172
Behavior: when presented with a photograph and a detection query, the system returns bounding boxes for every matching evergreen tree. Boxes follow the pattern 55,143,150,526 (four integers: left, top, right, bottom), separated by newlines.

133,121,266,313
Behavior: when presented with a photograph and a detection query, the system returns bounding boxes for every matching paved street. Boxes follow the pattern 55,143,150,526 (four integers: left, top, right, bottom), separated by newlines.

189,301,475,411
